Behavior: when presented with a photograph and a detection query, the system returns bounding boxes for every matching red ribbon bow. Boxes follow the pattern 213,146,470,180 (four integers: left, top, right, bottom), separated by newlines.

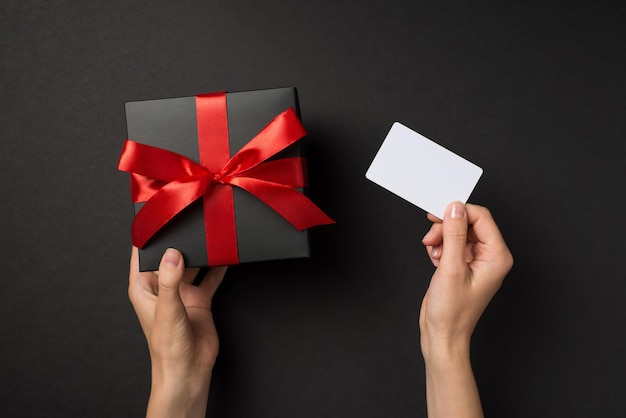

118,92,334,266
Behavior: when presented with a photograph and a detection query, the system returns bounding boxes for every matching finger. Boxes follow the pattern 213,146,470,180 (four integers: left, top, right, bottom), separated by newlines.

422,220,443,267
128,246,143,308
427,213,442,223
197,266,228,299
430,243,473,263
465,204,508,249
422,223,443,246
465,242,474,263
154,248,188,330
129,246,140,282
182,267,201,284
465,204,514,274
128,246,158,337
467,224,479,243
128,246,158,297
439,201,469,273
427,244,441,267
129,247,151,289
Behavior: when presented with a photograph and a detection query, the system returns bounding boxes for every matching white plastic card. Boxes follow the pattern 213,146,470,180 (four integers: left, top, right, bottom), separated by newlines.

365,122,483,219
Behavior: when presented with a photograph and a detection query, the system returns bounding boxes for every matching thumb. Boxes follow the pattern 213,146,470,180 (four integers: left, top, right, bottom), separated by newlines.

439,201,469,273
154,248,187,327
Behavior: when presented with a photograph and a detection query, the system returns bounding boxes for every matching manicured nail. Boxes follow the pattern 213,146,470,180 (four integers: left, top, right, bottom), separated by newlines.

163,248,181,268
432,245,441,258
450,202,465,219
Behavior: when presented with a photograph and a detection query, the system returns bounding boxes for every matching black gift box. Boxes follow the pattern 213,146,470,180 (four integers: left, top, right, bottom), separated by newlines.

124,87,315,271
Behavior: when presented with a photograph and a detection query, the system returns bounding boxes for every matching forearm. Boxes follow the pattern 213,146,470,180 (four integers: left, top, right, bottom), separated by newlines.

422,339,483,418
146,370,211,418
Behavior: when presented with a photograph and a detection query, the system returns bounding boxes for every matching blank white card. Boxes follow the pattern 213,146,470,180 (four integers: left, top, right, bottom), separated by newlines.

365,122,483,219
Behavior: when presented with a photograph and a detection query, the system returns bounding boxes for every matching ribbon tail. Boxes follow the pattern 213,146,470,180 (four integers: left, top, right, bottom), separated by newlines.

130,173,168,203
132,174,211,248
229,177,335,230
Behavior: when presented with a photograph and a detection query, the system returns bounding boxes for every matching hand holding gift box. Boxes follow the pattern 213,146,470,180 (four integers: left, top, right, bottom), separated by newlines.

119,88,334,271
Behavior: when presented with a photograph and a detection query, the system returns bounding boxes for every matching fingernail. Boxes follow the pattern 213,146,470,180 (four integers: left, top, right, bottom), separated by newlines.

422,229,434,242
432,245,441,258
450,202,465,219
163,248,181,268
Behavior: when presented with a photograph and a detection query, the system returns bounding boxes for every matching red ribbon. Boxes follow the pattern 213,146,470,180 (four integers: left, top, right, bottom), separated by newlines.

118,93,334,266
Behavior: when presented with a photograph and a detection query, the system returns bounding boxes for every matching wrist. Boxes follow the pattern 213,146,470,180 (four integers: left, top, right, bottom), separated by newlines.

420,331,471,366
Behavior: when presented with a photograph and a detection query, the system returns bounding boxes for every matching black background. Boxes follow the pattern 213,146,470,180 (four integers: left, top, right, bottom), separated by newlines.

2,1,625,417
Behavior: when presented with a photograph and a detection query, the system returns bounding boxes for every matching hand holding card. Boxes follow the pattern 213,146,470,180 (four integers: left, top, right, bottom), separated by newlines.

366,122,483,219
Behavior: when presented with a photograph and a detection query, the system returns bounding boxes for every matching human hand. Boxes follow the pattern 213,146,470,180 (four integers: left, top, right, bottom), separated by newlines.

419,202,512,418
420,202,513,357
128,247,227,418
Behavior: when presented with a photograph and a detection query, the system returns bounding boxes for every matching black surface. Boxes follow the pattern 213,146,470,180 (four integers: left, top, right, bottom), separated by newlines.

1,1,625,417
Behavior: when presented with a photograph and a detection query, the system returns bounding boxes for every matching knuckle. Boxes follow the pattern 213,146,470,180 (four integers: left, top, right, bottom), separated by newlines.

128,286,136,304
493,249,514,278
445,227,467,244
478,205,492,219
504,251,514,271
